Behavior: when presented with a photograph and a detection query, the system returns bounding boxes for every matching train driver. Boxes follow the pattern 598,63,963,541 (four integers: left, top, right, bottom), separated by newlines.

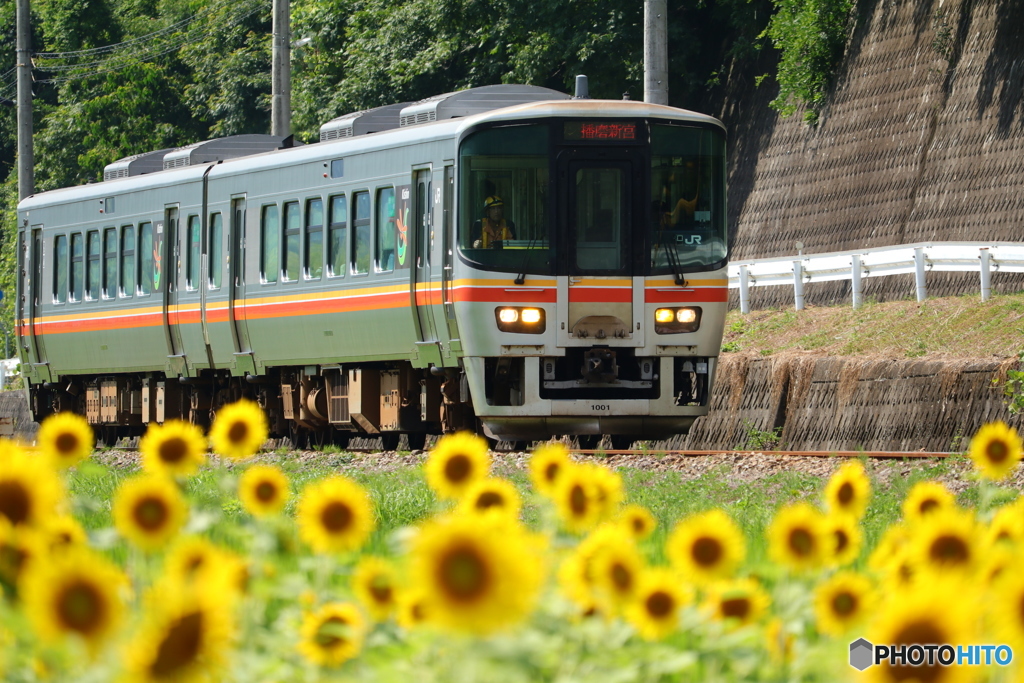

659,161,700,228
472,195,516,248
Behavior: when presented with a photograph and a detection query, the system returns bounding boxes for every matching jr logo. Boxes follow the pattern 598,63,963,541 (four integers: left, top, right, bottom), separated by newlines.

675,234,702,245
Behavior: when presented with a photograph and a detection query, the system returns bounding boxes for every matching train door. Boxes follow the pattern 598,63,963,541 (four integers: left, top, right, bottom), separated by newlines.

410,167,443,367
228,196,255,375
440,164,460,342
26,227,47,369
162,206,187,376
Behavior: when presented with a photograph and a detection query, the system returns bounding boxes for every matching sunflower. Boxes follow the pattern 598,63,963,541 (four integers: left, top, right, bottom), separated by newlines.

901,481,956,523
163,536,226,585
907,507,980,579
457,477,522,520
985,503,1024,547
765,617,795,665
584,462,625,520
968,420,1023,480
666,509,746,584
112,474,188,552
297,602,366,667
140,420,207,478
0,445,63,528
409,513,543,634
589,529,645,610
351,556,399,622
704,577,771,630
868,523,911,574
813,570,875,636
767,502,831,573
396,587,430,630
237,464,291,517
36,412,94,468
980,544,1019,586
552,464,603,534
991,569,1024,651
616,504,657,540
123,583,235,683
21,547,126,652
0,518,45,596
44,514,88,551
557,524,626,608
208,399,269,461
823,460,871,519
528,442,572,497
624,567,691,640
825,513,863,566
296,476,375,554
423,432,491,500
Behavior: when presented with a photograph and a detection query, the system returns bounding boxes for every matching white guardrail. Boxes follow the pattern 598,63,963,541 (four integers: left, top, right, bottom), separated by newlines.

728,242,1024,313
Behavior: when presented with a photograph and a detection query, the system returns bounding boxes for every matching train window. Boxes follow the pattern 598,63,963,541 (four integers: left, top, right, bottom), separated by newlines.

351,192,371,275
138,222,154,295
305,198,323,280
327,195,346,278
86,230,101,301
103,227,117,299
376,187,396,273
120,226,135,297
70,233,84,303
283,201,300,282
53,235,68,304
208,213,223,289
261,205,280,283
186,215,200,291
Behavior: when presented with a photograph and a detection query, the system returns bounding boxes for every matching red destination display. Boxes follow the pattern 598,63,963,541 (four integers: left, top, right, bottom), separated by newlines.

564,121,638,141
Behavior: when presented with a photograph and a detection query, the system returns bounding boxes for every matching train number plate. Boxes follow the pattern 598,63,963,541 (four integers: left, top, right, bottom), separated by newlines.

550,400,648,416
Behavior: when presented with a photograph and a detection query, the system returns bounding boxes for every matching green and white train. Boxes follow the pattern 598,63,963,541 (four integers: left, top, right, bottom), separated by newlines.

16,84,729,449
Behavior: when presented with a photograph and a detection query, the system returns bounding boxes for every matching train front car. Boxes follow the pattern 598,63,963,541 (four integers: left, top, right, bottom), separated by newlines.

453,100,728,446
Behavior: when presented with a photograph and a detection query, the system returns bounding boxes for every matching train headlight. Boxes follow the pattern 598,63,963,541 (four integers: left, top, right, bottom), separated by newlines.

495,307,546,333
654,306,702,334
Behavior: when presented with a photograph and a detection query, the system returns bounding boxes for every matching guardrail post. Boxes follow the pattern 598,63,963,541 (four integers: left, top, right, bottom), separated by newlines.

851,254,862,309
980,248,992,302
793,260,804,311
739,265,751,314
914,247,927,302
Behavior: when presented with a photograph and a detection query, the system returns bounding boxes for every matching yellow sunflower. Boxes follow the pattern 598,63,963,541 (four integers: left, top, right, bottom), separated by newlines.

139,419,207,478
456,477,522,520
907,507,980,579
298,602,366,667
616,504,657,540
980,544,1019,586
985,503,1024,548
409,513,543,634
0,518,46,595
868,523,911,574
237,464,291,517
969,421,1023,480
704,577,771,630
0,445,63,528
209,399,269,461
767,502,831,573
163,536,225,584
583,462,625,520
112,474,188,552
589,528,646,610
557,525,625,608
765,617,795,665
552,464,603,534
825,513,863,566
44,514,88,551
624,567,691,640
423,431,491,499
36,412,94,468
901,481,956,523
351,555,399,622
21,547,126,652
813,570,876,636
396,587,430,630
528,442,572,497
823,460,871,519
296,476,375,554
991,569,1024,652
666,508,746,584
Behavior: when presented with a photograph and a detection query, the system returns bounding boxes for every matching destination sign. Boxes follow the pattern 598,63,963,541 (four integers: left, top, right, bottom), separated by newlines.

563,121,638,141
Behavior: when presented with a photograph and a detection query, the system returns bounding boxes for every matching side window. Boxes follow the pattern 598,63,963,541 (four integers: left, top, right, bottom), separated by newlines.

352,191,371,275
328,195,347,278
86,230,101,301
70,233,83,303
120,225,135,297
186,215,200,291
261,204,280,283
53,235,68,304
139,222,154,295
376,187,396,273
209,213,223,289
305,198,323,280
103,227,117,299
283,201,300,282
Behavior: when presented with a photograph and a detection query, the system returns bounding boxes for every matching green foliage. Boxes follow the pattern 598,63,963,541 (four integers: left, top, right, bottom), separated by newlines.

742,421,784,450
758,0,854,119
1002,350,1024,415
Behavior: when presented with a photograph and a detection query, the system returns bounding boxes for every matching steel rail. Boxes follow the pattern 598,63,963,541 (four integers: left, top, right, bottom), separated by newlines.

569,449,952,458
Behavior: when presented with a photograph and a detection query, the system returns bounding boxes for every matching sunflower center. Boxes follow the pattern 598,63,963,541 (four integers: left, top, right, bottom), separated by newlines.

55,432,81,456
227,420,249,444
133,496,169,531
692,536,723,567
631,517,646,534
610,562,633,592
831,591,858,617
0,544,27,583
185,554,205,575
646,590,675,618
475,491,504,510
0,481,31,525
443,454,472,483
986,439,1009,464
255,481,277,503
369,581,393,605
836,481,855,506
569,484,588,515
158,437,189,464
929,534,969,565
919,498,939,514
321,502,353,533
437,544,489,601
544,462,560,483
787,528,815,557
890,620,945,682
834,528,849,554
315,615,348,649
150,611,204,678
721,597,751,620
57,580,105,634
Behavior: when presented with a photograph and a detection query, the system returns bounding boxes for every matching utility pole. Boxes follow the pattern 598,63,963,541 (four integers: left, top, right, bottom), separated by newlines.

270,0,291,137
16,0,33,199
644,0,668,105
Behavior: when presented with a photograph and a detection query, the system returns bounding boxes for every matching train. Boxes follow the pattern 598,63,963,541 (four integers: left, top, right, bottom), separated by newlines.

15,83,729,450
